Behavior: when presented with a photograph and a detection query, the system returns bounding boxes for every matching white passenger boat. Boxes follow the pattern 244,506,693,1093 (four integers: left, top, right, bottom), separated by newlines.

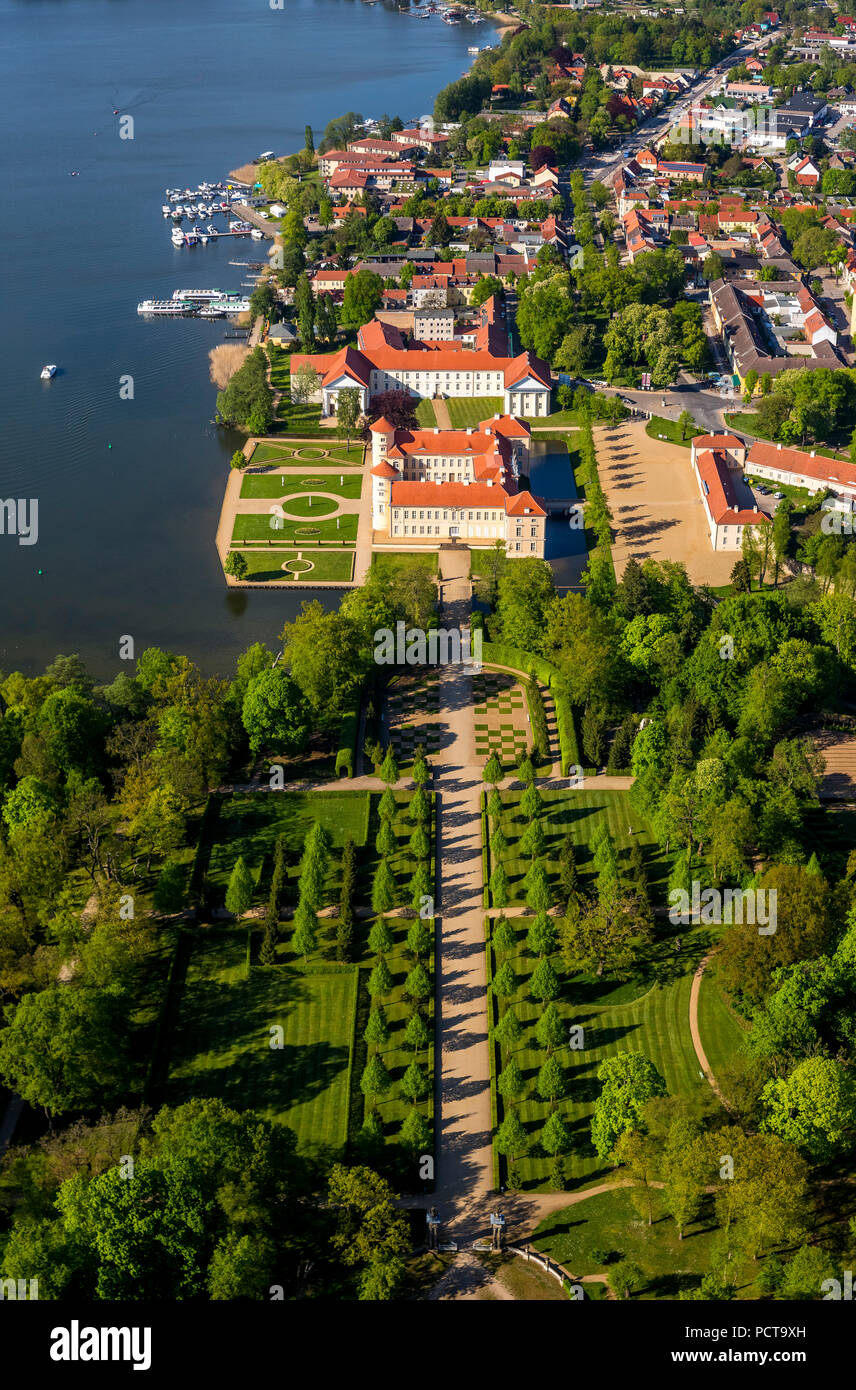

40,364,57,379
137,300,194,315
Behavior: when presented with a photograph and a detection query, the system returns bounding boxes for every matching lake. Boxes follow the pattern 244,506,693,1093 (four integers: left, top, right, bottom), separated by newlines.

0,0,495,679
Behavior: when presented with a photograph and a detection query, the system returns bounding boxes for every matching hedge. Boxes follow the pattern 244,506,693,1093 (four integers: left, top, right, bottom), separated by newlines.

481,791,490,909
525,679,549,764
484,915,501,1191
335,688,362,778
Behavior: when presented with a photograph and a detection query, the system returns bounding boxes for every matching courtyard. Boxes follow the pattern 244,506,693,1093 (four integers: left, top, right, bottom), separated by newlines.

596,420,742,587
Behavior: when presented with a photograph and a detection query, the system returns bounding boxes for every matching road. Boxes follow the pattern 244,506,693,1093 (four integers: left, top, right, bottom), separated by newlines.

576,35,772,188
585,376,737,434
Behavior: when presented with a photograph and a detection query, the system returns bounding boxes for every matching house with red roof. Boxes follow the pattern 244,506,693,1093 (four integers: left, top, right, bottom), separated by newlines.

793,156,821,188
370,415,547,555
690,434,771,550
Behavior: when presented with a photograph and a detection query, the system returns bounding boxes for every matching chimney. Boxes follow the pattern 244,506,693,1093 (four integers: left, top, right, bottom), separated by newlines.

810,449,816,457
777,442,781,450
434,427,439,434
494,413,500,420
733,503,738,513
466,427,472,435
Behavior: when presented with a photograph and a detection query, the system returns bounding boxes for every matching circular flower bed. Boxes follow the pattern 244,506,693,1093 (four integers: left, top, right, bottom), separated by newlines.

283,558,313,573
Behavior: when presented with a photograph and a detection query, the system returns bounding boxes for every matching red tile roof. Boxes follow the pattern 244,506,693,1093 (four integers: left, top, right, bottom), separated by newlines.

696,450,769,526
748,440,856,491
506,490,547,517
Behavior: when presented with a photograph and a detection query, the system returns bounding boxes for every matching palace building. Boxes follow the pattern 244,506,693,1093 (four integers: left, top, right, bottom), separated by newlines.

370,415,547,556
291,327,553,419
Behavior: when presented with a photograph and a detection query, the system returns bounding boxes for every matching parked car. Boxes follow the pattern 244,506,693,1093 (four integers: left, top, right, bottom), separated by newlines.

773,491,784,499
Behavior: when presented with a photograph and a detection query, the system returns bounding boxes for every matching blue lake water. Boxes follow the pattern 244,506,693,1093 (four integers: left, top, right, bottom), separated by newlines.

0,0,495,678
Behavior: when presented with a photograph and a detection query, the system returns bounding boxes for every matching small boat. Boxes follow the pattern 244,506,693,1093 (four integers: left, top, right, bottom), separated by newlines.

41,364,57,379
206,224,219,236
162,204,170,215
171,228,186,246
250,227,264,239
468,45,479,53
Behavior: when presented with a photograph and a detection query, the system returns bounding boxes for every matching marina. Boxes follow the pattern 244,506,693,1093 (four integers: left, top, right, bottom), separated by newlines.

5,0,488,678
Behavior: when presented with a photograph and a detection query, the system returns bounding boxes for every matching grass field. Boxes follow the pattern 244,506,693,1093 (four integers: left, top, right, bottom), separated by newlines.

415,399,437,427
645,416,695,449
371,551,439,578
226,549,354,582
240,474,363,500
446,396,503,428
167,923,357,1153
186,788,436,1158
489,788,668,905
533,1188,762,1299
277,495,339,518
231,514,357,545
484,788,736,1189
205,789,432,916
247,442,365,467
488,916,715,1189
697,958,748,1082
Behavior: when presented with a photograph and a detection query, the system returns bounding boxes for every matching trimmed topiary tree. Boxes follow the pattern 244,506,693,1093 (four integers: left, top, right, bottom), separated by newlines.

368,956,393,998
371,858,397,914
530,957,561,1003
225,856,254,918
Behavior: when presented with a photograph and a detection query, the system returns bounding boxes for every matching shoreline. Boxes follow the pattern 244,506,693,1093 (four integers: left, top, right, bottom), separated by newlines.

217,4,507,592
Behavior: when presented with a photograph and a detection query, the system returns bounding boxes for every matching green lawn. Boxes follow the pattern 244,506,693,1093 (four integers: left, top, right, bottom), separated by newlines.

188,789,436,1158
446,396,503,428
371,551,439,578
725,412,847,461
697,960,748,1083
240,474,363,501
231,514,357,545
525,410,582,428
226,549,354,583
645,416,695,449
277,495,339,518
415,399,437,427
533,1188,762,1299
484,788,736,1190
247,442,365,467
490,788,668,905
205,789,432,918
167,923,357,1153
488,919,715,1190
275,395,324,435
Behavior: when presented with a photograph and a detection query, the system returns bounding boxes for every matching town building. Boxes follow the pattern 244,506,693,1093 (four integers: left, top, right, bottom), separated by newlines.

690,434,770,549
